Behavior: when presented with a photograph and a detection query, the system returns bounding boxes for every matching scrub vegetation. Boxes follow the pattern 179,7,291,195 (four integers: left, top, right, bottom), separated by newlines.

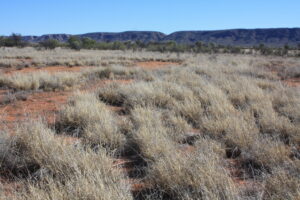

0,48,299,199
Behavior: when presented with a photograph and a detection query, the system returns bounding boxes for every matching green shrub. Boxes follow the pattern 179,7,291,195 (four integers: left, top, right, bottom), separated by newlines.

81,37,97,49
39,39,60,49
68,36,82,50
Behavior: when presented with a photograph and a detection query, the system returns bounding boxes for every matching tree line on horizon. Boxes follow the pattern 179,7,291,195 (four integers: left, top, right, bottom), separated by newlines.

1,33,300,56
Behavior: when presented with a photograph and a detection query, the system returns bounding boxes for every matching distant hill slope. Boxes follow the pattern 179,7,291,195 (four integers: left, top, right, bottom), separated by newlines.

22,34,72,43
20,28,300,47
22,31,166,44
79,31,166,43
164,29,300,47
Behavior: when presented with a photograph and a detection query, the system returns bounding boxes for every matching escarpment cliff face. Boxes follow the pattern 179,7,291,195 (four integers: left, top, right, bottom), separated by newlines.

20,28,300,47
163,28,300,47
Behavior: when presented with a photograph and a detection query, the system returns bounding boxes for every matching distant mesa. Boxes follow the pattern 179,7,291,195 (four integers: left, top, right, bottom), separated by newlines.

20,28,300,47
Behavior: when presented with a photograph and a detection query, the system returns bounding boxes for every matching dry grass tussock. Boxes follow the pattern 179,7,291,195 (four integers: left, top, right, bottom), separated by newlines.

0,120,133,200
129,106,238,199
0,71,82,91
57,92,127,153
0,65,152,92
96,53,299,199
0,47,182,67
0,50,300,199
148,138,238,200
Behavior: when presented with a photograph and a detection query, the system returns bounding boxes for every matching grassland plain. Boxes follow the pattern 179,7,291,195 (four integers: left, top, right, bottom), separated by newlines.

0,47,299,200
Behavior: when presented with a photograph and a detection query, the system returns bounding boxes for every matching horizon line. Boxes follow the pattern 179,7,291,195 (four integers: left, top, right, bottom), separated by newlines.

2,27,300,37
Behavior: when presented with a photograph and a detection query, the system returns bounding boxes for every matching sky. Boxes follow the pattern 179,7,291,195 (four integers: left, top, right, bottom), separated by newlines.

0,0,299,36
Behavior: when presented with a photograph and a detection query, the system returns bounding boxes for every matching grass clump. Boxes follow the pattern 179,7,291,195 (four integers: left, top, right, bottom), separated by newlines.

0,71,81,91
263,162,300,200
148,137,238,200
122,81,175,110
0,120,133,200
57,92,126,153
83,65,144,80
98,82,125,106
130,106,176,161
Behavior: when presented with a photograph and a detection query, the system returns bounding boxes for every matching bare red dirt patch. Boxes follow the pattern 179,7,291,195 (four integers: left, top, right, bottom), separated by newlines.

284,77,300,87
0,89,8,98
4,65,94,75
0,78,134,130
0,91,70,128
0,177,23,197
135,61,179,70
264,63,300,87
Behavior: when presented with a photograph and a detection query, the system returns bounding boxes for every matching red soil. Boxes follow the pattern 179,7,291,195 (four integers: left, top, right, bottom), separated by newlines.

127,179,150,192
113,158,134,167
179,144,196,154
0,79,133,129
263,61,300,87
227,159,245,178
107,105,125,112
4,65,93,75
56,135,81,145
226,158,263,193
84,79,133,92
0,62,159,130
114,157,150,192
135,61,179,70
0,177,23,197
0,91,70,128
0,89,7,97
285,77,300,87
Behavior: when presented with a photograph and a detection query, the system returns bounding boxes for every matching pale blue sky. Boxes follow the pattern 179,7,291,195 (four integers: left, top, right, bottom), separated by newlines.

0,0,299,36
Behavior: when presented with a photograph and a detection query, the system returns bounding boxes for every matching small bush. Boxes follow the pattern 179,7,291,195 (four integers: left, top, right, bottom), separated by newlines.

67,36,82,50
39,39,60,50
